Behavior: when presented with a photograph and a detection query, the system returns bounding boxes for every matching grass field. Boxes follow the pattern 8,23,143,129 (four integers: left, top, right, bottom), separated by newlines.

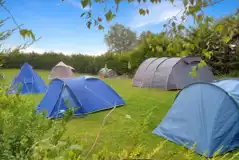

0,69,221,159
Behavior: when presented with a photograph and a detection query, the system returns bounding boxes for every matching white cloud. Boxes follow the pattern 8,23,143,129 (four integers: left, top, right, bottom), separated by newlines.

2,43,107,56
21,46,106,56
130,1,184,28
66,0,90,10
22,47,47,54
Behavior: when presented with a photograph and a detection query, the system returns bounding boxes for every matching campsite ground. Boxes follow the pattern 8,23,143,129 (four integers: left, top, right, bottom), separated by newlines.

0,69,235,159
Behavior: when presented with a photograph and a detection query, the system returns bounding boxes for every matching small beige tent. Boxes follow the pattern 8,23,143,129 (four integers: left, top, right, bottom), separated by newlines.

48,61,75,79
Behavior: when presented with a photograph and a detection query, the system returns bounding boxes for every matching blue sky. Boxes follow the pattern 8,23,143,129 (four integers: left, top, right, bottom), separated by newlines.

0,0,238,55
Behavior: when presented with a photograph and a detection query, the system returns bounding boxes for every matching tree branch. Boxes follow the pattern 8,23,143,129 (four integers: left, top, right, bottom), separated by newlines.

0,2,21,30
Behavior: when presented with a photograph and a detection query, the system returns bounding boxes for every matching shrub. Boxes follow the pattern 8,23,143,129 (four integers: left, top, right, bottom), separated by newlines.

0,87,72,159
0,87,239,159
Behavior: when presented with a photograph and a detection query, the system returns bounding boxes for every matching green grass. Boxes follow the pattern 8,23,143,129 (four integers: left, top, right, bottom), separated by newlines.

0,69,219,159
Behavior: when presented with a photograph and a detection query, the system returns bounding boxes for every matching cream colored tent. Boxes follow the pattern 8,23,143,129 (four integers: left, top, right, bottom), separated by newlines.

48,61,75,79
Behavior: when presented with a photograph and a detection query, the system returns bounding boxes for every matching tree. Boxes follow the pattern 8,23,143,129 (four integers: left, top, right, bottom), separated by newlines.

104,23,137,53
75,0,235,71
139,31,153,41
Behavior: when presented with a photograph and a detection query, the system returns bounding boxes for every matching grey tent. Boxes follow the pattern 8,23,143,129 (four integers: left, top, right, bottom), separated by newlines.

132,56,214,90
98,68,117,78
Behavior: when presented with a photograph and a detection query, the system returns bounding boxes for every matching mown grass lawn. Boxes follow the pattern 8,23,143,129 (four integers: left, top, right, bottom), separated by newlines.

0,69,225,159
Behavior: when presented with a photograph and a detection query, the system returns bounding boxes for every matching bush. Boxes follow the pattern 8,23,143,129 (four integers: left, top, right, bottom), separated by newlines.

0,87,72,159
0,87,239,159
0,88,163,159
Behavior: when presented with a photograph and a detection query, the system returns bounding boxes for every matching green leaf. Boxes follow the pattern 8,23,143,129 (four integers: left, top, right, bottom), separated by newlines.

222,36,231,43
114,0,120,4
156,46,163,52
180,50,190,56
190,44,195,50
170,0,174,4
128,61,131,69
192,66,197,71
189,3,201,14
146,9,149,15
196,14,203,24
198,60,207,68
189,0,194,5
189,71,197,77
105,10,116,22
205,16,214,23
128,0,134,3
139,8,146,15
178,24,185,31
202,0,207,7
203,50,213,59
26,31,31,38
183,0,188,7
30,32,36,40
86,21,92,29
149,44,152,49
172,22,176,28
81,0,90,8
80,12,85,17
98,25,104,30
19,29,35,40
20,29,27,39
151,47,155,52
86,12,92,18
215,24,224,33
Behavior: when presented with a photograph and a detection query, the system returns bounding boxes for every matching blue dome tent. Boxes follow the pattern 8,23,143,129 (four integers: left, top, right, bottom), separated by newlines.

36,76,126,118
8,63,47,94
153,79,239,157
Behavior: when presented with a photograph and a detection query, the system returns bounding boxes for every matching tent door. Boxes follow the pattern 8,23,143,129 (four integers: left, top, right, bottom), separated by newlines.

55,86,81,117
24,77,34,93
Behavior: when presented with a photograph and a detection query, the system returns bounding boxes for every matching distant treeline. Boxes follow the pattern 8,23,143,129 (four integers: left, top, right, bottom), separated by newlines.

0,51,132,75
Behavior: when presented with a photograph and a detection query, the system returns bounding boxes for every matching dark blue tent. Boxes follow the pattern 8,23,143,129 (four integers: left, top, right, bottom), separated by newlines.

8,63,47,94
153,79,239,157
36,76,125,118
